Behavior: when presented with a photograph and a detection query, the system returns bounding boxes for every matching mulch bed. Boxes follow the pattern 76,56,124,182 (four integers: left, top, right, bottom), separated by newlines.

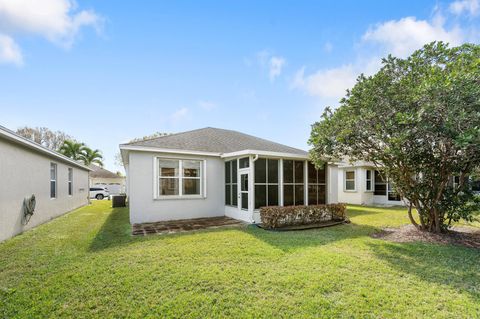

371,224,480,249
257,220,347,231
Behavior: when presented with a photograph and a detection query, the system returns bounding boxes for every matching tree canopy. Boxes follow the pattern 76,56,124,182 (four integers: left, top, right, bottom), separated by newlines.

309,42,480,233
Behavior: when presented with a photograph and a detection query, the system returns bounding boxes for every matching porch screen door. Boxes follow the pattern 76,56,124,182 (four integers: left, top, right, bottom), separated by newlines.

240,172,249,210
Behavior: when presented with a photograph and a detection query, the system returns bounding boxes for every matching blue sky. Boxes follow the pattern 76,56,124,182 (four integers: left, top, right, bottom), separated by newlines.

0,0,479,171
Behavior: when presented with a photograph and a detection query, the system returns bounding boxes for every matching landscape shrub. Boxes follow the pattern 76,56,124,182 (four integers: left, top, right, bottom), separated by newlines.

259,203,346,229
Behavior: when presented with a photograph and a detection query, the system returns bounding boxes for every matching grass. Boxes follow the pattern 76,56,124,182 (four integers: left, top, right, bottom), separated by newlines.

0,202,479,318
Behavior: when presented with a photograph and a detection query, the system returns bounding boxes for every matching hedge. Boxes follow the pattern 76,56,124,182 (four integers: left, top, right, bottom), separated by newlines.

259,203,347,229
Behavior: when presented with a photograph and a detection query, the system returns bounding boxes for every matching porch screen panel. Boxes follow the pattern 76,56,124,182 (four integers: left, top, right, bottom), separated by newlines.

225,159,238,206
254,158,279,209
307,162,326,205
283,160,304,206
374,170,387,195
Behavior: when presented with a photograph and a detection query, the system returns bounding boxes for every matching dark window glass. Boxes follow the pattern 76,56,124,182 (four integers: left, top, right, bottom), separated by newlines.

241,193,248,210
232,185,238,206
294,161,304,183
294,185,304,205
283,160,293,183
268,159,278,183
318,165,326,183
225,185,231,205
239,157,249,168
283,185,294,206
345,181,355,191
308,185,317,205
308,162,317,184
255,185,266,209
50,181,56,198
225,161,231,183
318,185,326,204
374,170,387,195
366,180,371,191
268,185,279,206
254,158,266,183
159,178,179,195
232,160,238,183
183,179,200,195
375,170,385,182
241,174,248,191
472,180,480,192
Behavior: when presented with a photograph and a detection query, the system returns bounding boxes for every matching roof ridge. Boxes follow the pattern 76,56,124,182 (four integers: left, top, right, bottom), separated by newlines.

122,127,211,146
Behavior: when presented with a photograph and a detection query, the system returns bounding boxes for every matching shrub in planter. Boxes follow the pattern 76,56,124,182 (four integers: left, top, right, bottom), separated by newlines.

259,203,346,229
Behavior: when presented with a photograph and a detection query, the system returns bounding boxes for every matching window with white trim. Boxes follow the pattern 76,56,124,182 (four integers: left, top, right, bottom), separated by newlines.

68,168,73,196
345,170,355,191
283,160,304,206
157,158,203,197
225,159,238,206
254,158,279,209
50,163,57,198
308,162,326,205
366,170,372,191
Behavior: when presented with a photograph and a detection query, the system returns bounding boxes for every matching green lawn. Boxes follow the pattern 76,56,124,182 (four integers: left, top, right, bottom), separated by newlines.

0,202,479,318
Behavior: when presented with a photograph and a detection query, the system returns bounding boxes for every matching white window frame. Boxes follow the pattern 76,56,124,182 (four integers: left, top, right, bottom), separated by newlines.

68,167,73,196
50,163,57,199
154,157,205,199
344,170,356,192
365,169,373,192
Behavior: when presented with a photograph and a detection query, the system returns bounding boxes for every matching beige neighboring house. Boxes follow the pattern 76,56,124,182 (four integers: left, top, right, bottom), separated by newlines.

89,164,126,195
0,125,90,242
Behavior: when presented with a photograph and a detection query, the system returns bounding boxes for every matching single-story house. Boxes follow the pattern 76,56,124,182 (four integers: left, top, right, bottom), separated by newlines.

120,127,339,224
89,164,126,195
0,125,90,242
338,160,405,206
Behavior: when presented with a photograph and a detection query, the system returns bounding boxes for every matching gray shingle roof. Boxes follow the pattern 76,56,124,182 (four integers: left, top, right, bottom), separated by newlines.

89,164,124,179
122,127,308,156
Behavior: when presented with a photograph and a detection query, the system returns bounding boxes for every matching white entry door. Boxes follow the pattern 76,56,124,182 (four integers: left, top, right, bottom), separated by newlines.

240,172,249,211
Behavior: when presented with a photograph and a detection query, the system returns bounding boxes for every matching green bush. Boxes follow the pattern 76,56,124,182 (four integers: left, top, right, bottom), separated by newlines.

259,203,347,229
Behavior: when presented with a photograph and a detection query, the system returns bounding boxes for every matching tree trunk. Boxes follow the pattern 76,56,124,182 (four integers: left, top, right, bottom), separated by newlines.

407,203,420,230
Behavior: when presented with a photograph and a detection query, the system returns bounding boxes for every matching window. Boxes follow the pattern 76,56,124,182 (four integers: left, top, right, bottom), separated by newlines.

345,170,355,191
225,159,238,206
68,168,73,196
388,182,401,201
283,160,304,206
472,178,480,192
50,163,57,198
157,158,203,197
366,170,372,191
254,158,279,209
239,157,249,168
374,170,387,195
308,162,326,205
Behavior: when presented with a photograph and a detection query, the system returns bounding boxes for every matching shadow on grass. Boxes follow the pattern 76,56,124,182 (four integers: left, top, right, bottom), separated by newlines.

246,222,380,252
367,240,480,298
88,206,138,252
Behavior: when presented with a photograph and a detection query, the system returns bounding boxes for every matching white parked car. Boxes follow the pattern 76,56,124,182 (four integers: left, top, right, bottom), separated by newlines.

89,187,109,200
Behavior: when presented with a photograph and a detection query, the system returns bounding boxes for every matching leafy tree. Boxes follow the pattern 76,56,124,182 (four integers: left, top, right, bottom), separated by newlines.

17,126,72,150
309,42,480,233
80,147,104,167
58,140,86,160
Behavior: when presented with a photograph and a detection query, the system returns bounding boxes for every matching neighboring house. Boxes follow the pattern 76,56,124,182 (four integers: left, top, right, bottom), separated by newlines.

338,161,405,206
89,164,126,195
120,127,339,224
0,125,90,242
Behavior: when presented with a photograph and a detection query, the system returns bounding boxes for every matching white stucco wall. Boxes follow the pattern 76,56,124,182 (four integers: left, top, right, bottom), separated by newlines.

338,167,374,205
0,138,89,242
128,151,225,223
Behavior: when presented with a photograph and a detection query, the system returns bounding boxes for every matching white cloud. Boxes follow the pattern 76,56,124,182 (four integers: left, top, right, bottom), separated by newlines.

198,100,216,111
269,56,286,81
323,42,333,53
293,7,470,100
449,0,479,16
254,50,287,81
0,34,22,65
362,16,463,58
170,107,189,122
0,0,102,65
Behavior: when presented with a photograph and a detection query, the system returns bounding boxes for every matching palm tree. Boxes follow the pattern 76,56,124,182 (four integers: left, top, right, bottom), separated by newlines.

80,147,104,167
58,140,86,160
